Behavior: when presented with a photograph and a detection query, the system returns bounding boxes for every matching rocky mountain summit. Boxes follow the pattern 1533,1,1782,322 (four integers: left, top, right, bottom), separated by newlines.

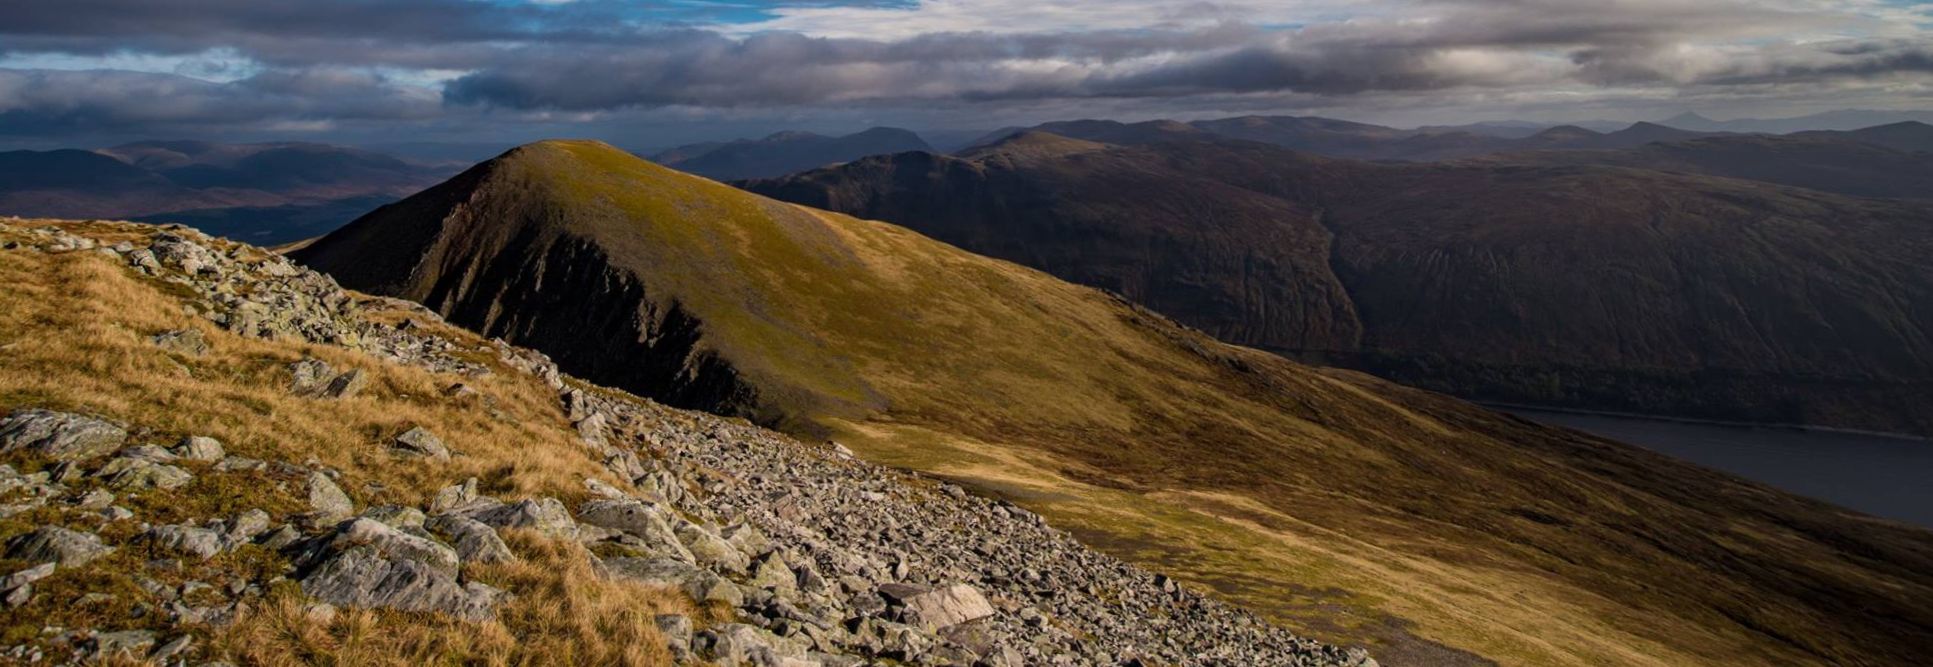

0,219,1373,665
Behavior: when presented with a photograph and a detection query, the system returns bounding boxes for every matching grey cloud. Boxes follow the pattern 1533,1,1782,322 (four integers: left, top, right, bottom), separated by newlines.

0,68,436,137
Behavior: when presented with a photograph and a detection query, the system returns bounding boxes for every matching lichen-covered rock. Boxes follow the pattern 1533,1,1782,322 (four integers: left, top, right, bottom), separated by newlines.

5,526,112,567
0,409,127,461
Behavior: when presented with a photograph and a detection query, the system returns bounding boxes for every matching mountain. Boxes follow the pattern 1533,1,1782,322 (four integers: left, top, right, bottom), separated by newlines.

747,134,1933,437
971,116,1716,161
296,140,1933,666
1655,109,1933,133
0,141,448,243
1476,132,1933,199
651,127,933,180
0,148,284,222
0,219,1378,666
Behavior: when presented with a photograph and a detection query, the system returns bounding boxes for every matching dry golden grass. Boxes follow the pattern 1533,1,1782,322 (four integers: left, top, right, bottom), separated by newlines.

0,220,616,507
219,530,690,666
0,219,691,665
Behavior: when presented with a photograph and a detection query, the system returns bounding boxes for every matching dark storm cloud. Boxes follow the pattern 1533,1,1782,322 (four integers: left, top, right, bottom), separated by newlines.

0,0,1928,141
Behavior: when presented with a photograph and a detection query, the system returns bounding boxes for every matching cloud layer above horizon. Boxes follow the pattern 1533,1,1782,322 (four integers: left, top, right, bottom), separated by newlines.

1,0,1929,145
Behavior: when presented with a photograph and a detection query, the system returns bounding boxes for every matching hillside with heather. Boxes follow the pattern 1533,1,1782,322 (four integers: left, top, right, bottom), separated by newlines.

293,141,1933,666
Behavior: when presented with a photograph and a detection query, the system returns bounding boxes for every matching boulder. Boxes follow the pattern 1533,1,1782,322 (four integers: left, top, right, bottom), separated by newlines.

225,509,272,545
0,409,127,461
319,368,369,399
428,478,481,514
674,522,751,575
5,526,112,567
879,583,995,631
289,358,333,394
392,427,451,460
749,552,798,594
576,499,691,560
301,518,461,575
299,543,498,622
305,471,354,522
176,435,226,462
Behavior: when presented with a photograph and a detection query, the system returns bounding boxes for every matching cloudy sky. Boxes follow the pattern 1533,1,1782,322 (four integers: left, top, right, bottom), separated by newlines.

1,0,1929,151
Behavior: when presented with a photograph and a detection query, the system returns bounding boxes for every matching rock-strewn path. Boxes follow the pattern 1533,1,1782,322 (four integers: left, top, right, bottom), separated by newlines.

0,220,1373,666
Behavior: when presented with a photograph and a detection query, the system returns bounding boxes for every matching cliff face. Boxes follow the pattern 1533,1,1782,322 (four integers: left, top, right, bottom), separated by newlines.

746,138,1933,435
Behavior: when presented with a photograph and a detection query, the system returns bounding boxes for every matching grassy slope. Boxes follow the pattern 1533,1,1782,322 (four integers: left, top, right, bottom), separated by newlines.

301,141,1933,666
0,220,697,665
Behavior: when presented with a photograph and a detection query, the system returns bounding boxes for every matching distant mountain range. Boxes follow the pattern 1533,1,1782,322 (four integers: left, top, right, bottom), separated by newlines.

746,129,1933,436
963,115,1933,161
0,140,447,243
1657,109,1933,134
650,127,932,180
288,140,1933,666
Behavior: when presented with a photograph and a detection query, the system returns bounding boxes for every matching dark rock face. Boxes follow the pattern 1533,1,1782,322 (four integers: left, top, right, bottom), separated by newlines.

746,138,1933,435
